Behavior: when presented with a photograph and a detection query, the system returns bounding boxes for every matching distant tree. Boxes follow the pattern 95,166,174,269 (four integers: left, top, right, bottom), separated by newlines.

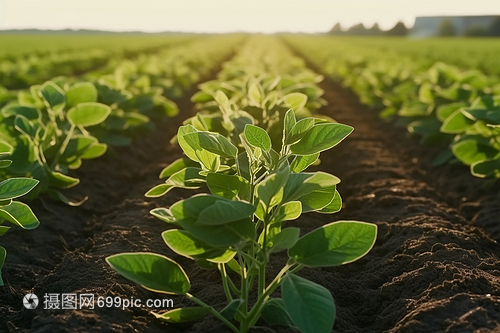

488,17,500,36
438,18,457,36
386,21,408,36
329,23,343,35
367,23,383,36
465,25,489,37
347,23,368,35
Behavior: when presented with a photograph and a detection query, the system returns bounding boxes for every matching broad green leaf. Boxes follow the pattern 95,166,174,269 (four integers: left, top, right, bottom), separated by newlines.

0,201,40,230
0,160,12,168
0,178,39,200
0,246,5,286
191,91,213,103
150,208,176,223
471,159,500,178
67,103,111,127
289,221,377,267
178,125,201,161
80,143,107,159
283,172,340,203
440,109,475,133
145,184,172,197
261,298,296,328
220,299,244,320
184,131,238,158
244,124,272,152
39,81,65,112
291,123,353,156
196,200,255,226
286,118,315,145
160,157,200,179
283,93,308,111
47,189,88,207
15,115,36,138
436,103,468,122
170,195,221,220
1,104,39,120
291,153,319,173
207,173,250,200
0,141,13,155
48,172,80,189
318,190,342,214
162,229,234,262
214,90,229,108
106,253,190,295
299,184,337,212
66,82,98,108
282,274,335,333
452,140,499,166
267,227,300,253
153,307,210,323
178,216,255,248
273,201,302,224
257,165,290,209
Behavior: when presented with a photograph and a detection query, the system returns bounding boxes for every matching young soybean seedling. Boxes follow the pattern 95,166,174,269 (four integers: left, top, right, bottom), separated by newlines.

107,109,377,333
0,140,40,286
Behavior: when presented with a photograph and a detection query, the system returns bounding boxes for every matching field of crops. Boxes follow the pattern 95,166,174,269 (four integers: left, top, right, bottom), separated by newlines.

1,33,500,333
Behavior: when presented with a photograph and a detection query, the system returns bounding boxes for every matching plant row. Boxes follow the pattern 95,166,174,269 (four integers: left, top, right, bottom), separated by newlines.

107,35,377,333
286,36,500,184
0,35,242,286
0,35,196,89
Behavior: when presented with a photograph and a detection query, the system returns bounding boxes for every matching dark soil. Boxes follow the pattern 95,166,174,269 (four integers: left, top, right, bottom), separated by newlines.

2,63,500,333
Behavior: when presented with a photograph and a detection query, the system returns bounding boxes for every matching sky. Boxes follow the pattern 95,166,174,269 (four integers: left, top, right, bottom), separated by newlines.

1,0,499,33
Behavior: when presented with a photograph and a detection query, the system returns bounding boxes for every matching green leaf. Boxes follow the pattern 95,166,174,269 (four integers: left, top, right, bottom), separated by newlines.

184,131,238,159
289,221,377,267
160,157,200,179
283,172,340,204
66,82,98,108
0,160,12,168
291,153,319,173
0,226,10,236
283,93,308,111
471,158,500,178
0,246,5,286
273,201,302,224
153,307,210,323
150,208,176,223
440,109,475,134
146,167,205,198
48,172,80,189
0,201,40,230
257,165,290,209
196,200,256,226
452,140,499,166
207,173,250,200
318,190,342,214
1,104,39,120
0,141,13,155
39,81,65,112
47,189,88,206
15,115,36,138
268,227,300,253
67,102,111,127
286,118,315,145
106,253,190,295
220,299,244,320
244,124,272,152
291,123,353,156
0,178,39,200
283,109,297,144
262,298,296,328
80,143,107,159
282,274,335,333
162,229,234,262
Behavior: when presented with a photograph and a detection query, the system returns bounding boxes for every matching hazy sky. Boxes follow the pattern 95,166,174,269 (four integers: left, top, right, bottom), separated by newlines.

1,0,499,33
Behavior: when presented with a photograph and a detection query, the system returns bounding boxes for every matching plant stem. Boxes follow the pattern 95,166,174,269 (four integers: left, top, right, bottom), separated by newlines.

51,124,75,169
219,263,233,302
186,293,240,333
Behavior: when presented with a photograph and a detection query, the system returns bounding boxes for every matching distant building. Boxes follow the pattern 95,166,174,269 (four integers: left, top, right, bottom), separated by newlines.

411,16,500,37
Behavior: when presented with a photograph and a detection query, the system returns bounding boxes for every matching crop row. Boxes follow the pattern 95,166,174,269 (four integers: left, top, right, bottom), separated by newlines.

0,35,243,286
107,35,377,333
0,35,196,89
286,36,500,184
